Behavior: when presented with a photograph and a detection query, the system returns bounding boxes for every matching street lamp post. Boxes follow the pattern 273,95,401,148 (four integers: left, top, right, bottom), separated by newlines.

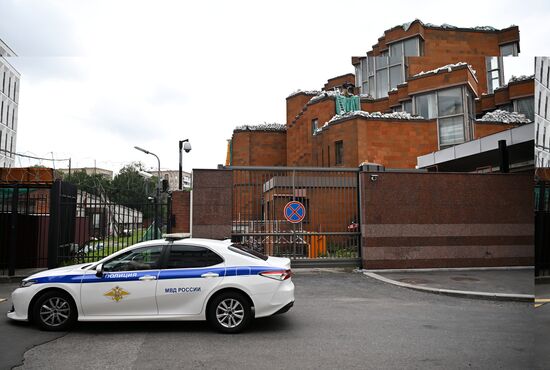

134,146,161,239
179,139,192,190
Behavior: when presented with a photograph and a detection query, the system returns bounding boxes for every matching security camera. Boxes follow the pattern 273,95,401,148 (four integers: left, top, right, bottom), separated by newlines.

370,174,378,182
183,141,192,153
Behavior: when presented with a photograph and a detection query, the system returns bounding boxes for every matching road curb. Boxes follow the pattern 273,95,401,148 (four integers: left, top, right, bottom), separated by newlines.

361,266,533,273
362,271,534,303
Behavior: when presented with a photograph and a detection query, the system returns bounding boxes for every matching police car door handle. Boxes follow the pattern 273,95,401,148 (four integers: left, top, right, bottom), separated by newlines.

201,272,219,278
138,275,157,281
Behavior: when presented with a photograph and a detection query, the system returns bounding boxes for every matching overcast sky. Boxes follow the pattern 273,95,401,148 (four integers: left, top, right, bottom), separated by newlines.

1,0,549,174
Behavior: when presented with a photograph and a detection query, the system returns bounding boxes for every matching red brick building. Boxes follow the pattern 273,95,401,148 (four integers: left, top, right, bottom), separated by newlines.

227,20,533,170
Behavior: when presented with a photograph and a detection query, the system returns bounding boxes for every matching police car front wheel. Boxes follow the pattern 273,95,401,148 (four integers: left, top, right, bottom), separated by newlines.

207,292,251,333
33,291,77,331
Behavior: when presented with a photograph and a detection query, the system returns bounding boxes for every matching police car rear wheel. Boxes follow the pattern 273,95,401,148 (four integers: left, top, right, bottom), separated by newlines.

208,292,251,333
33,291,77,331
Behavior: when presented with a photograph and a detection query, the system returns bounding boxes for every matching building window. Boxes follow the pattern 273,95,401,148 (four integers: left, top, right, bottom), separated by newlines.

438,87,468,146
311,118,318,135
414,86,472,148
497,103,514,112
402,100,413,114
486,57,504,94
500,43,518,56
538,91,542,116
514,97,534,121
541,59,545,82
414,93,437,119
363,37,421,98
335,141,344,165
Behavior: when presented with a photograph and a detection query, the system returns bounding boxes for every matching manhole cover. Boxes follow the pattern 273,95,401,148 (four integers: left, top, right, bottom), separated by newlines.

451,277,480,282
398,278,430,284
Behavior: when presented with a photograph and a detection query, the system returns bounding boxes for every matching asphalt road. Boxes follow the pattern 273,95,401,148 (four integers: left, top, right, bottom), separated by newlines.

0,283,66,370
1,271,533,370
535,282,550,370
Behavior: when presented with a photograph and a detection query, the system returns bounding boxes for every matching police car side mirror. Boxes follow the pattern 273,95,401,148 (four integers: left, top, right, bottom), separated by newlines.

95,263,104,278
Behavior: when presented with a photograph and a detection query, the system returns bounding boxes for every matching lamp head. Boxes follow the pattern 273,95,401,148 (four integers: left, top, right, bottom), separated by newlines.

134,146,150,155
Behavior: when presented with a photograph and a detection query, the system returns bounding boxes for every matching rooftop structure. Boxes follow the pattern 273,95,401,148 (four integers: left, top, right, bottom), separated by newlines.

227,20,533,171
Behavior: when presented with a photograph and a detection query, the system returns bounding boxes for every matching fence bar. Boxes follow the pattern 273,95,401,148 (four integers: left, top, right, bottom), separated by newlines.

8,185,18,276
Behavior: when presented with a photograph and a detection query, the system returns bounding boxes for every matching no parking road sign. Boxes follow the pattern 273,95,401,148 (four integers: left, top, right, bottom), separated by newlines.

284,201,306,224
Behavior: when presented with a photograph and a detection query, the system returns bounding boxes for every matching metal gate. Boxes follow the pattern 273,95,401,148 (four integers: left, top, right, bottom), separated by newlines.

536,181,550,276
49,181,173,267
231,167,361,267
0,184,51,275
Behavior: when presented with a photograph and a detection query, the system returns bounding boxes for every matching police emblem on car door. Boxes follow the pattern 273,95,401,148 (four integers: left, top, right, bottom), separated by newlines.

81,245,163,316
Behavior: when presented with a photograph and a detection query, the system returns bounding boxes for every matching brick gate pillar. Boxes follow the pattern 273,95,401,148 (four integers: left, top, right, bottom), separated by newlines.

191,169,232,239
171,190,190,233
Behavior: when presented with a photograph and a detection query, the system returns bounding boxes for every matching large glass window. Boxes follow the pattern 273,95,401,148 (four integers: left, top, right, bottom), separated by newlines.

414,87,472,147
103,246,163,272
403,100,413,114
514,97,534,121
389,65,403,90
404,38,419,56
486,56,504,94
439,116,465,145
415,93,437,119
376,70,388,98
500,43,518,56
166,245,223,269
437,87,463,116
364,37,421,98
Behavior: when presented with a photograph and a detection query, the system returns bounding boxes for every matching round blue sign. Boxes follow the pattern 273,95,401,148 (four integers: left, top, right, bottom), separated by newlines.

284,201,306,224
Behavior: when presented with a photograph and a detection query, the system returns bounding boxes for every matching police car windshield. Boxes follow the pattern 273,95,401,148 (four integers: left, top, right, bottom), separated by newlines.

229,244,269,261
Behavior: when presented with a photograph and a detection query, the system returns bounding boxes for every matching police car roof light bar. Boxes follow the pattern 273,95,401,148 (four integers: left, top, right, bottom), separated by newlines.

163,233,192,241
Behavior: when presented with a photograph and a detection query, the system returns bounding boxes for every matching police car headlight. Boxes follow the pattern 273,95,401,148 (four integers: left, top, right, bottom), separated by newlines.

20,280,36,288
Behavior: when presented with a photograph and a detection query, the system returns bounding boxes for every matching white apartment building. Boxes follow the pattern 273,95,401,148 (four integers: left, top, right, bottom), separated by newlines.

535,56,550,167
148,170,192,191
0,38,19,168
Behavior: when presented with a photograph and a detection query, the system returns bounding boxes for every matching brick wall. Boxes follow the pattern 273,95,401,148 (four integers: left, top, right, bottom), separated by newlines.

314,117,438,168
287,98,335,166
474,123,516,139
361,172,533,268
286,93,316,127
323,74,355,91
231,131,287,166
192,169,232,240
171,190,190,233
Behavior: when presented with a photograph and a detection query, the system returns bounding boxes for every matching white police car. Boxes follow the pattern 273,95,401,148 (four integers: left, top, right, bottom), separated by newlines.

7,236,294,333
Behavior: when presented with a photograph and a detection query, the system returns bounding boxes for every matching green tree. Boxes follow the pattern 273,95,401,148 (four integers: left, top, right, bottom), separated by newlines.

62,170,111,197
109,162,157,207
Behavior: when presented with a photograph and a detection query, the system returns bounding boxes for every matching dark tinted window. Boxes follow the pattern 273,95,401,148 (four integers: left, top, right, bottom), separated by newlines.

103,246,163,272
229,244,269,261
166,245,223,268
